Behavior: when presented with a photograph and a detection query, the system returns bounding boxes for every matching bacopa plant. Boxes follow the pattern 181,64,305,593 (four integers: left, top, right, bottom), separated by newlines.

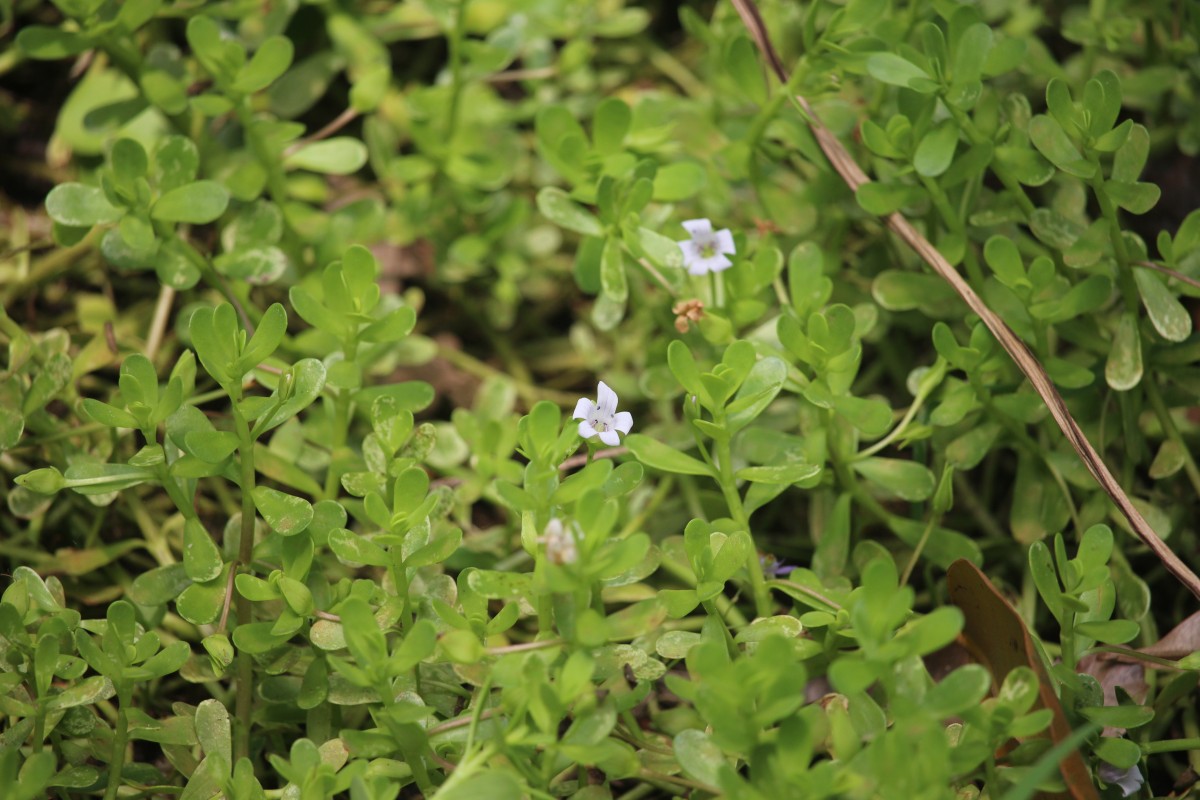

3,1,1200,798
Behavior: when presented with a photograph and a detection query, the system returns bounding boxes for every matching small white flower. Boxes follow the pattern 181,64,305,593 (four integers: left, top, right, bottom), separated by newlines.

677,218,736,276
540,518,581,565
572,381,632,447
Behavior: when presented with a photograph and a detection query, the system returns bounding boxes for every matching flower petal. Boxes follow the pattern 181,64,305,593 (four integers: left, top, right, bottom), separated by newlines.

612,411,633,434
572,398,593,420
695,254,732,274
578,420,598,439
596,381,618,413
715,228,736,255
681,218,714,240
598,429,621,447
678,240,703,268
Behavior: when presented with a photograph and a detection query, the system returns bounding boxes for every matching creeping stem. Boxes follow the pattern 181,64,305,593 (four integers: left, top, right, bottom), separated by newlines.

231,396,257,762
711,415,771,619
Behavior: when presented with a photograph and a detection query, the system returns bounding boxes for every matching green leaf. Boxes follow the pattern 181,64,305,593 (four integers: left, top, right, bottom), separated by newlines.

184,429,239,463
152,181,230,224
924,664,991,717
252,486,314,536
1075,619,1140,644
1092,736,1141,769
725,36,767,105
1079,704,1154,729
855,182,927,215
337,597,387,666
46,184,123,227
240,303,288,370
285,138,368,175
536,187,603,236
726,357,787,432
592,97,631,154
435,771,524,800
1105,312,1142,391
667,340,707,401
17,26,92,59
1028,541,1063,623
600,235,628,304
652,162,706,202
64,462,153,495
866,53,935,91
852,457,935,501
624,434,712,476
673,729,726,788
735,462,821,485
951,23,993,87
913,121,959,177
233,36,294,94
111,138,149,185
156,136,200,192
1083,70,1122,138
1029,115,1095,178
254,358,327,435
189,303,239,387
328,528,390,567
1135,269,1191,342
183,519,223,582
176,570,226,626
81,398,139,429
1104,180,1160,215
1112,124,1149,183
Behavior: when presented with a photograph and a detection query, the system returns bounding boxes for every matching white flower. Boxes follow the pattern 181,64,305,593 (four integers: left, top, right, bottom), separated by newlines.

677,218,736,276
540,518,581,565
572,381,632,447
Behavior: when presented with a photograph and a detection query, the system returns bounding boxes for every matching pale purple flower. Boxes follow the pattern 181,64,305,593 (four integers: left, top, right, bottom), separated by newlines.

677,218,736,276
760,553,794,578
572,381,632,447
1097,762,1143,797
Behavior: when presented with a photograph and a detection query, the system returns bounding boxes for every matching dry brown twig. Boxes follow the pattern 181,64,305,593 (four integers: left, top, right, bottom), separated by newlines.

729,0,1200,599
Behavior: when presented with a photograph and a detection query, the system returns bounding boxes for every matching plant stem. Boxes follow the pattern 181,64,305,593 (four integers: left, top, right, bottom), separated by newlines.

103,705,130,800
713,426,770,619
1143,737,1200,754
945,104,1036,218
232,404,257,763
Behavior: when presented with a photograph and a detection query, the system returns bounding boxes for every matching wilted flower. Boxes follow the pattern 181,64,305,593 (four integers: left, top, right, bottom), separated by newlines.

540,518,581,565
672,298,705,333
677,218,736,276
572,381,632,447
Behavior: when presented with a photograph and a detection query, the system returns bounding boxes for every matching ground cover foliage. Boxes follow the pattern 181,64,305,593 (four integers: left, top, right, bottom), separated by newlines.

2,0,1200,797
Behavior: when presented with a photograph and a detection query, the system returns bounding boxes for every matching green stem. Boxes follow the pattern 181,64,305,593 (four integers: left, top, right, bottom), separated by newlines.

701,599,740,656
854,361,943,461
1142,737,1200,754
945,104,1036,218
712,427,770,619
31,704,45,754
1089,172,1138,312
103,705,130,800
232,403,257,763
919,175,985,286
